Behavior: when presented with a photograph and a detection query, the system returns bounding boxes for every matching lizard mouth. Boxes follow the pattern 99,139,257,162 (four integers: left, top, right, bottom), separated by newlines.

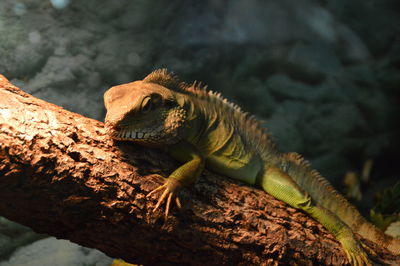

113,129,149,140
108,124,164,142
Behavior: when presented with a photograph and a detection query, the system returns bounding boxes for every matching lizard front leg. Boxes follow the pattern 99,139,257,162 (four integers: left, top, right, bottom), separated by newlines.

147,141,205,218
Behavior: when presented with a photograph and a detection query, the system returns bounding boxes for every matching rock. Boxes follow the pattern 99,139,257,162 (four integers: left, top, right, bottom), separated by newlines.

0,237,112,266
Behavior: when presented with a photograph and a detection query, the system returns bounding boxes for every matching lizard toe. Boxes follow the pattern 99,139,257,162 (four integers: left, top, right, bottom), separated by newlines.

147,177,183,218
342,242,371,266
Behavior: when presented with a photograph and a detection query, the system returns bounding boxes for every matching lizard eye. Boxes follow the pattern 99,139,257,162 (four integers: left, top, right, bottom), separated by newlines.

141,97,153,113
150,93,162,105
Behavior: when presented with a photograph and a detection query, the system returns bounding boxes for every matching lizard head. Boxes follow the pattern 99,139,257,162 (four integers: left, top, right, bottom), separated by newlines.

103,72,187,146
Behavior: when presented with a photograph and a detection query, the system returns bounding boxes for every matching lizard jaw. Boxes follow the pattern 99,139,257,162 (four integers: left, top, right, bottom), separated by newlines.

105,122,157,141
104,105,187,145
111,126,164,142
114,130,147,140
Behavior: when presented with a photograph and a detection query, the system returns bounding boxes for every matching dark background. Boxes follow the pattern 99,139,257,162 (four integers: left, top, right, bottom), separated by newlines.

0,0,399,265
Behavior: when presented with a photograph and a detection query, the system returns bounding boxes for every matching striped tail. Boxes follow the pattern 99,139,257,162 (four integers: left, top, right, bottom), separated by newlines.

280,152,400,255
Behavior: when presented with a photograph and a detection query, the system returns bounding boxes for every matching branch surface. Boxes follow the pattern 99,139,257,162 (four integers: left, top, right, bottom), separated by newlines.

0,75,397,265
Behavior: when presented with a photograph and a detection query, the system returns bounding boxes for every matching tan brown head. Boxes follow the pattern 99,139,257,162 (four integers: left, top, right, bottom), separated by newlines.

104,72,187,146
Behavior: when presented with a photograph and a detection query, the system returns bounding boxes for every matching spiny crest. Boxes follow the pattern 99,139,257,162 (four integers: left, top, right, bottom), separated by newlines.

282,152,311,168
143,69,189,93
144,69,244,114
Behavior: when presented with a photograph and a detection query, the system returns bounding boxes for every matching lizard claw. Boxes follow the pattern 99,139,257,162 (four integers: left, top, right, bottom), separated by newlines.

147,177,182,219
360,241,377,257
344,249,371,266
175,196,182,209
340,236,371,266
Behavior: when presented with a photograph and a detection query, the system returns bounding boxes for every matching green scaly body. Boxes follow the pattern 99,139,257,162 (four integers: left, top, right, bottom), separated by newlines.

104,69,400,265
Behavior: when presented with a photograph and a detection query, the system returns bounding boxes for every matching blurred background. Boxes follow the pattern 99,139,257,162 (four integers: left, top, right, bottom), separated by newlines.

0,0,399,265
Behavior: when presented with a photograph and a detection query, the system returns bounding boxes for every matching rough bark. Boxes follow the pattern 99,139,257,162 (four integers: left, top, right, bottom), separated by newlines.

0,75,397,266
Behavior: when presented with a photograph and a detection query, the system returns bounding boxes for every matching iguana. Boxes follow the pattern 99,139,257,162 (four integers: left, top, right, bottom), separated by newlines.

103,69,400,265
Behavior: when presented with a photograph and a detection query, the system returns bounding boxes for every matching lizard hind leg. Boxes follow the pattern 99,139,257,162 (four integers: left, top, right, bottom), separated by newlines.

258,166,371,266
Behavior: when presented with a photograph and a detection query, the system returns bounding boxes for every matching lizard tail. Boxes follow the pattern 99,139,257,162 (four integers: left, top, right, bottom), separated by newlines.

358,221,400,255
280,152,400,255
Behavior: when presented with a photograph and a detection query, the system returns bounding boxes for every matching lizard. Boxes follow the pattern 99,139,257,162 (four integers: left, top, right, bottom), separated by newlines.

103,69,400,265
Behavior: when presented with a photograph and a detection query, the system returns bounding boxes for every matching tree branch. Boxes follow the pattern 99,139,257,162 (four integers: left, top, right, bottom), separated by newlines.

0,75,397,265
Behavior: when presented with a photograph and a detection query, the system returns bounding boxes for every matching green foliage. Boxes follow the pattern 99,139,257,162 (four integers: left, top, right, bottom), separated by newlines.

370,182,400,231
